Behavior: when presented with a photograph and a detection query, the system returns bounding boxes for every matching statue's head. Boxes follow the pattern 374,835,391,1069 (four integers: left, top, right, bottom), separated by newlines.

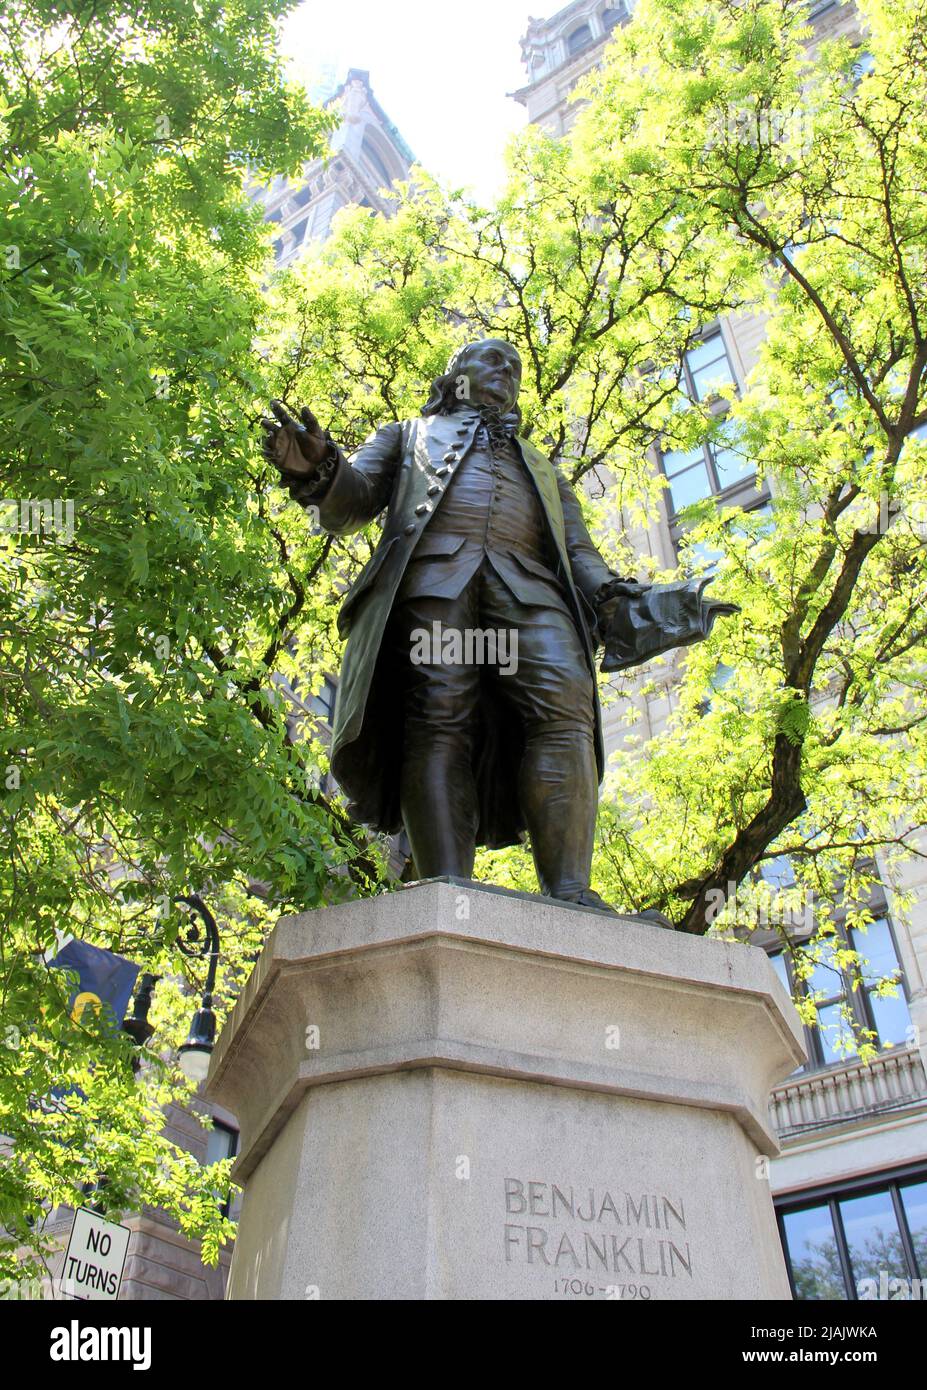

422,338,522,421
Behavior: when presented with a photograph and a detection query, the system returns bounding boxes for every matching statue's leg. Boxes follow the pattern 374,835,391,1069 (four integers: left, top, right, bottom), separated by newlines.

478,570,601,902
519,726,599,900
389,589,481,879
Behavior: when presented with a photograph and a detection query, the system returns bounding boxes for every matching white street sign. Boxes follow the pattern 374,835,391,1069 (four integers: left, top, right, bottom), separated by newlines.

59,1208,130,1301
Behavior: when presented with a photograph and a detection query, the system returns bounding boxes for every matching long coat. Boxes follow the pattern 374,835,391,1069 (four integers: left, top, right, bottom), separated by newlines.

302,409,618,849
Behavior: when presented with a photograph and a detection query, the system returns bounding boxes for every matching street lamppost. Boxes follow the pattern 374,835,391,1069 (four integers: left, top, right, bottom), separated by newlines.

174,894,221,1084
122,972,159,1049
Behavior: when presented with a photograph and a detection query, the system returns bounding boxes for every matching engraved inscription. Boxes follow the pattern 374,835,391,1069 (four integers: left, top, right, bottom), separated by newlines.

503,1178,692,1290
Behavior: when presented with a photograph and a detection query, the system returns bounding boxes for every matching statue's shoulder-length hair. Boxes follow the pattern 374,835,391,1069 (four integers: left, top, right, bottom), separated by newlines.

421,369,522,428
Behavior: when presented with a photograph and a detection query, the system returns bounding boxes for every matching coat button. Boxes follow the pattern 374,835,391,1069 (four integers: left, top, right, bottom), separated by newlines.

427,484,440,496
404,523,416,535
434,466,449,476
443,452,458,463
415,503,430,515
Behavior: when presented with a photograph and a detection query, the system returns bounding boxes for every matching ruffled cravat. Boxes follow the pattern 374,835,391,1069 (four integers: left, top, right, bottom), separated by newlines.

455,402,520,453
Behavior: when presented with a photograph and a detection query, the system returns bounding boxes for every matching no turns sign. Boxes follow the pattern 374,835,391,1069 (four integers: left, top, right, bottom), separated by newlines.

59,1209,131,1300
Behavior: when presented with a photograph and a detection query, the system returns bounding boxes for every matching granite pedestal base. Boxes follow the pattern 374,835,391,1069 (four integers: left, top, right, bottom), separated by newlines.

205,879,805,1300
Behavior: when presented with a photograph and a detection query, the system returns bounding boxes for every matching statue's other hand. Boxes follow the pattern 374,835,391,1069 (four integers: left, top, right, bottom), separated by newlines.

595,578,648,628
594,578,651,649
260,401,330,477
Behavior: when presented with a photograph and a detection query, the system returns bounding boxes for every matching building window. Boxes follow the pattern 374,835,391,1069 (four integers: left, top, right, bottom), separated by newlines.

848,918,912,1048
769,915,912,1070
659,330,761,522
777,1168,927,1299
309,675,337,724
361,134,394,190
567,23,593,56
852,48,876,82
677,498,773,577
204,1120,239,1218
602,5,626,32
696,661,736,717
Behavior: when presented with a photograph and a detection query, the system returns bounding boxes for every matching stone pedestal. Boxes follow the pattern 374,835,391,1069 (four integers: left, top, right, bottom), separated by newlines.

205,879,805,1301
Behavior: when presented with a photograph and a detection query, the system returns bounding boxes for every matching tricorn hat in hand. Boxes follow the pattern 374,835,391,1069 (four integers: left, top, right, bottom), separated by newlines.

600,575,740,674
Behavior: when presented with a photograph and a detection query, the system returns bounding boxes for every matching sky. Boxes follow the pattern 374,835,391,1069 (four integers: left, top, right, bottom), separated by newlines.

278,0,542,201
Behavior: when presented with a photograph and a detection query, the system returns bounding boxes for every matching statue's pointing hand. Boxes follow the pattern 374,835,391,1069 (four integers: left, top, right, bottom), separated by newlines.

261,401,331,478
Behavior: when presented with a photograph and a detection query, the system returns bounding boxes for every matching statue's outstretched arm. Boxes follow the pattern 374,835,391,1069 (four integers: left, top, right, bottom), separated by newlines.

261,401,401,535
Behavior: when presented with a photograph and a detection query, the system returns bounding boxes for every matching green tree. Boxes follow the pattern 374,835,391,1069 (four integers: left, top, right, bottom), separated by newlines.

0,0,342,1278
584,0,927,942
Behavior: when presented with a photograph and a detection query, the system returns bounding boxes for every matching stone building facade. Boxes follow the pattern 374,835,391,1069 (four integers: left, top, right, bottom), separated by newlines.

252,68,413,265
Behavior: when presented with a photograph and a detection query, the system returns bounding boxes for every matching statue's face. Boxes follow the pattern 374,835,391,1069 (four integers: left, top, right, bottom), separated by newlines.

457,339,522,412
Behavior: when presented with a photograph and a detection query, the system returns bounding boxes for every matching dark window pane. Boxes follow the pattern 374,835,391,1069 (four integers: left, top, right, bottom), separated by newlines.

738,500,774,532
685,336,725,372
204,1123,240,1220
719,500,771,546
817,1002,858,1064
686,336,734,400
900,1181,927,1279
852,50,876,80
683,537,722,573
309,676,337,721
205,1123,237,1165
712,444,754,490
850,920,911,1047
802,945,843,1000
850,919,901,985
868,990,912,1047
760,855,795,890
662,443,704,478
839,1190,906,1290
361,135,393,189
667,460,712,510
781,1206,847,1299
567,23,593,54
769,951,791,992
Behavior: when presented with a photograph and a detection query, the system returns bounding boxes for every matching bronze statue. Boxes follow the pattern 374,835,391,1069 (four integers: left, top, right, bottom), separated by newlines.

262,339,736,916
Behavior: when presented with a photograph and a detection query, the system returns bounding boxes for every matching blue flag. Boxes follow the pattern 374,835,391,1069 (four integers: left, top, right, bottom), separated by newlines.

49,940,140,1031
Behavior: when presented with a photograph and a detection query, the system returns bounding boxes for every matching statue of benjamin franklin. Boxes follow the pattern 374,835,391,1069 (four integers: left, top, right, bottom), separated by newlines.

262,339,735,916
